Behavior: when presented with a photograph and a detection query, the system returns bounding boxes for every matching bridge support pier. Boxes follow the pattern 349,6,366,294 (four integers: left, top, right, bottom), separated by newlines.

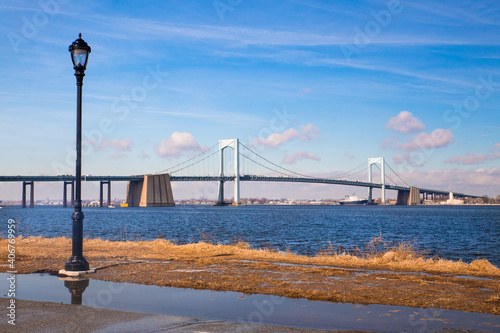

22,181,34,208
126,174,175,207
396,186,420,205
100,181,111,207
63,181,75,208
217,180,225,206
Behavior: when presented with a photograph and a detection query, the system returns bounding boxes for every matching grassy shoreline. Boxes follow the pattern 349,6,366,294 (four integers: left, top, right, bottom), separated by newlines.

5,235,499,277
2,236,499,315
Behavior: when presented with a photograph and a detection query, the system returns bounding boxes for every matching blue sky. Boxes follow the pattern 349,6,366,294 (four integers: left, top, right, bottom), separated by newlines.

1,0,499,200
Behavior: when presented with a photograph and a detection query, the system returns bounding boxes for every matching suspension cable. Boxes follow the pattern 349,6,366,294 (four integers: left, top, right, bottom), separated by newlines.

156,143,218,174
384,161,409,186
331,161,366,179
168,149,220,175
239,143,314,178
239,152,294,177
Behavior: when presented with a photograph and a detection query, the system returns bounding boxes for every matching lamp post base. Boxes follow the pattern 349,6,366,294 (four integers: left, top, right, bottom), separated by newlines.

59,268,95,277
64,256,90,272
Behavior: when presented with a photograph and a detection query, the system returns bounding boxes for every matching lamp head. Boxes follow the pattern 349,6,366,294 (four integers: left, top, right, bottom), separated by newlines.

69,33,91,71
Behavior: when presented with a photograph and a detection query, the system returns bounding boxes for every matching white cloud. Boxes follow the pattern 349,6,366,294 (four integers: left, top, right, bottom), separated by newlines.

155,132,202,158
345,152,355,159
490,143,500,154
85,138,134,153
445,143,500,165
99,138,134,152
401,168,500,194
444,153,496,165
381,137,399,149
253,128,300,147
282,150,321,164
253,123,321,147
299,123,320,141
393,153,427,167
400,129,454,151
386,111,425,134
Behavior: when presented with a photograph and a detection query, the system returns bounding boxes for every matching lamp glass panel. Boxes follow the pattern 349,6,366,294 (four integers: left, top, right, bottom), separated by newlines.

72,49,88,67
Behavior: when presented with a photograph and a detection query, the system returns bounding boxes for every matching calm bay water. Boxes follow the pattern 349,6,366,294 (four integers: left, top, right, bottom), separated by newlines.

1,205,499,266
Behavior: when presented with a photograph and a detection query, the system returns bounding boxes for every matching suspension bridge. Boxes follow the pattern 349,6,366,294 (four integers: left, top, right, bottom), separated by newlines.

0,139,482,207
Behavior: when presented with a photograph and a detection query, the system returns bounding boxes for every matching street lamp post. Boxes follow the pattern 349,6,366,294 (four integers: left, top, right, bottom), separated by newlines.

64,33,91,272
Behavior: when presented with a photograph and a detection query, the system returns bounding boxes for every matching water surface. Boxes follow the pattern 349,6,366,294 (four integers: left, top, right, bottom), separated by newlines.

1,205,499,265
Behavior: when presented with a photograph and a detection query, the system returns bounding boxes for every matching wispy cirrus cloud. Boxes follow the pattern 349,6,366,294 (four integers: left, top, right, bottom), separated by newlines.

143,109,264,125
89,14,500,48
282,150,321,164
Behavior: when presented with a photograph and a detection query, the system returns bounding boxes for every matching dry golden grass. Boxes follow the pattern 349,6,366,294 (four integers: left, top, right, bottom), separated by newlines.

487,295,500,303
3,235,499,277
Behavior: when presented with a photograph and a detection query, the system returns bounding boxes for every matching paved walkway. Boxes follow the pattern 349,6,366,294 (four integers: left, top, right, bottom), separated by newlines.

0,299,369,332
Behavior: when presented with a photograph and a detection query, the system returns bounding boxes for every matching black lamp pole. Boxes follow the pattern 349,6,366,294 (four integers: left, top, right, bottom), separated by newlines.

65,34,91,272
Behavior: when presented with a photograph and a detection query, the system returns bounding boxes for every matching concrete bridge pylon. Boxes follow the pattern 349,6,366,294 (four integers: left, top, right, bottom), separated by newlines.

126,174,175,207
217,139,240,206
368,157,385,204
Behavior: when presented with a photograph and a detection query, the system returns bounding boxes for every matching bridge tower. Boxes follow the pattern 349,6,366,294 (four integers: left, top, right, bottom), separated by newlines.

217,139,240,206
368,157,385,204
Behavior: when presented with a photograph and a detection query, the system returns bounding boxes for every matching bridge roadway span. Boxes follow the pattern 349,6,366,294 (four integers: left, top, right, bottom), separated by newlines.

0,175,480,198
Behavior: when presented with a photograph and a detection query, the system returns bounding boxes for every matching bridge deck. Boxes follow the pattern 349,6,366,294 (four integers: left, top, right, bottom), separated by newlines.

0,175,481,198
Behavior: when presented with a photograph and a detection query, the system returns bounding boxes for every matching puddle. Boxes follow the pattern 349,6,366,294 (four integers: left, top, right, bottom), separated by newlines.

232,259,499,281
1,273,499,332
445,274,496,281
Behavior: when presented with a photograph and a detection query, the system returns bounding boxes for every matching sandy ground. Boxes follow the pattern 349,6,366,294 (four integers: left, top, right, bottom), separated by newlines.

2,237,500,316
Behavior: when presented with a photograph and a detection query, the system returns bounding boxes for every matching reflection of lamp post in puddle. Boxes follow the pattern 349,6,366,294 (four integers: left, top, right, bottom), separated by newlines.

61,277,89,305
